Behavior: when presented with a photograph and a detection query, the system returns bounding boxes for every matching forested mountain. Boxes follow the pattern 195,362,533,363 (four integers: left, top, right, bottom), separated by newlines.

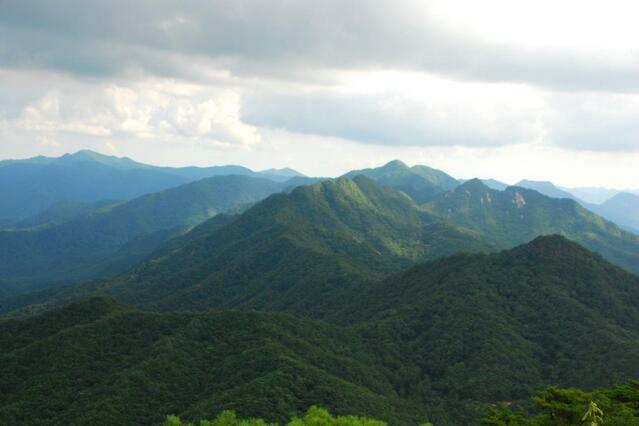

0,175,294,295
344,160,458,203
5,176,486,316
2,237,639,425
424,179,639,274
2,158,639,426
0,150,302,222
511,180,639,235
350,235,639,405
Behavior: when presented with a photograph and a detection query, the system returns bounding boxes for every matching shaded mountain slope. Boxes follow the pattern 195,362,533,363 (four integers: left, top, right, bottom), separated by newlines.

0,175,291,294
5,199,121,230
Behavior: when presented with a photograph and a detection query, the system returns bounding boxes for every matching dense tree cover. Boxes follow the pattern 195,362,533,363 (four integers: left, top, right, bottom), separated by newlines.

343,236,639,419
482,381,639,425
0,298,436,425
165,406,432,426
2,237,639,425
0,174,296,295
344,160,458,203
424,179,639,274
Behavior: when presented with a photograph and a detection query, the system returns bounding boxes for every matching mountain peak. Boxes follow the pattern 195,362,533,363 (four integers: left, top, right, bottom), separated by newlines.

381,159,410,170
260,167,305,177
457,178,491,192
58,150,144,169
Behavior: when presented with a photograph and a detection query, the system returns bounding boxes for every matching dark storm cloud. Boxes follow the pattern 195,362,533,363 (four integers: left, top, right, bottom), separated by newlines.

2,0,639,92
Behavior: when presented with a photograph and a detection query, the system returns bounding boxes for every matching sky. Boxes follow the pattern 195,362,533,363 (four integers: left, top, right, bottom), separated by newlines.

1,0,639,188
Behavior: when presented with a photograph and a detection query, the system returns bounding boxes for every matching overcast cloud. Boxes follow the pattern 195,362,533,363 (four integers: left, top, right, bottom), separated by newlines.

1,0,639,187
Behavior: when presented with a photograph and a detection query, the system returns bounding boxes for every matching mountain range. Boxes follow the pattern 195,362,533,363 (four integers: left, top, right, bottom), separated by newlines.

0,150,303,223
1,152,639,425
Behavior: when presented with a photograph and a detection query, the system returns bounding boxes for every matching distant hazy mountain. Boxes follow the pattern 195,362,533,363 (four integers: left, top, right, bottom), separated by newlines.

515,179,579,201
345,160,458,203
591,192,639,234
510,180,639,234
7,199,121,230
0,150,298,221
458,178,509,191
424,179,639,274
0,175,294,295
0,157,187,221
260,167,305,177
560,186,619,204
2,236,639,426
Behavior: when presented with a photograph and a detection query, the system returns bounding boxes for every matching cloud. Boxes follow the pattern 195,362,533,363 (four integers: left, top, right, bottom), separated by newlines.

1,0,639,185
2,71,261,147
2,0,639,92
242,74,545,147
544,92,639,151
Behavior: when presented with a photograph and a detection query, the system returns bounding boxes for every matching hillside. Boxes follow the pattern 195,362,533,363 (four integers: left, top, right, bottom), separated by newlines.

2,176,488,316
345,160,458,203
2,237,639,426
0,175,292,294
424,179,639,274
